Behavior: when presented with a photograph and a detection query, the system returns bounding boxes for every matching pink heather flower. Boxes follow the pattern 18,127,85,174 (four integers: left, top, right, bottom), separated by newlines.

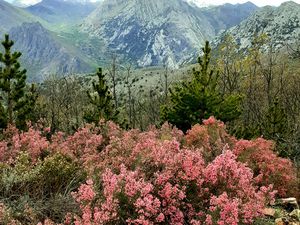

156,213,165,222
205,215,213,225
44,127,51,133
59,121,294,224
73,180,95,202
203,116,217,125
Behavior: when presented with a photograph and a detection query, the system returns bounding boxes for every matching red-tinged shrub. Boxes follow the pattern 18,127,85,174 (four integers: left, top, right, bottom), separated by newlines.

96,123,183,174
0,125,49,164
186,117,297,198
233,138,298,198
49,124,104,173
0,118,296,224
69,124,275,225
185,117,235,162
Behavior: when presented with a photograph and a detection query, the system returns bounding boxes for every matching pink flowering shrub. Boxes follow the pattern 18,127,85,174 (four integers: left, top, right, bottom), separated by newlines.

185,117,235,162
49,124,103,172
186,117,297,198
233,138,298,198
0,118,296,224
0,125,49,164
69,122,276,224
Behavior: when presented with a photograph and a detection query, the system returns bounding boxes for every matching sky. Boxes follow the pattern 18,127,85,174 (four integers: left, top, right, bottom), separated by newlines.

4,0,300,7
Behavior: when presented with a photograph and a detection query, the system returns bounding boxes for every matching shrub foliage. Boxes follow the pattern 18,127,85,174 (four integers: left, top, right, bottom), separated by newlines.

0,118,296,224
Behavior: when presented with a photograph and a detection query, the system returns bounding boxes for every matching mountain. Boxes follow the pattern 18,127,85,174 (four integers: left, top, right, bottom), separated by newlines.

0,0,37,35
10,0,40,7
26,0,98,24
214,1,300,50
201,2,258,34
8,22,95,81
81,0,257,68
0,0,258,79
0,0,96,80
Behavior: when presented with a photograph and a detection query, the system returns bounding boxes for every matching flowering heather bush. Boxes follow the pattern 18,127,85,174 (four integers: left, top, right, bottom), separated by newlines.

186,117,297,198
233,138,298,198
0,125,49,164
49,124,103,173
0,118,297,224
69,121,277,224
185,118,230,162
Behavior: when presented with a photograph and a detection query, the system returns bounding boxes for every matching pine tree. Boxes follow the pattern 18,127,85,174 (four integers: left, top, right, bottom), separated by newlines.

84,68,117,123
161,41,242,132
0,34,34,130
15,84,39,130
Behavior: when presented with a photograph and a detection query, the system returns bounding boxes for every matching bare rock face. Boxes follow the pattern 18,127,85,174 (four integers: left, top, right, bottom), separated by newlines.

214,1,300,51
81,0,213,68
81,0,257,68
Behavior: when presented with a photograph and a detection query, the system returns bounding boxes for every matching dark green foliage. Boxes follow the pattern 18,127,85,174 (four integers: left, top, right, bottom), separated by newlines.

0,104,7,129
161,41,242,132
15,84,39,130
263,99,287,140
262,99,290,157
0,34,36,130
84,68,118,123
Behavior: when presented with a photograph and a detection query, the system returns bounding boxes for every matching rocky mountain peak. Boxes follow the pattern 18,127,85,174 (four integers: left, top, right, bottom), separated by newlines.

82,0,219,68
214,1,300,51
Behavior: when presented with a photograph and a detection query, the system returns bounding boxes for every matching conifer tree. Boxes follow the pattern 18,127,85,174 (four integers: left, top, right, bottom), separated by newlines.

15,84,39,130
0,34,35,130
84,68,117,123
161,41,242,132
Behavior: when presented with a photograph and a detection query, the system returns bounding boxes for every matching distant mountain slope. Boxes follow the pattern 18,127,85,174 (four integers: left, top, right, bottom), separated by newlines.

8,22,95,81
82,0,206,68
201,2,258,33
26,0,97,24
81,0,258,68
0,0,96,80
0,0,37,34
215,1,300,50
1,0,259,79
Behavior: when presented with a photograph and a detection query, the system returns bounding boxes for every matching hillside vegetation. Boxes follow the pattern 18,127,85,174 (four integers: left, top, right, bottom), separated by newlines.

0,32,299,224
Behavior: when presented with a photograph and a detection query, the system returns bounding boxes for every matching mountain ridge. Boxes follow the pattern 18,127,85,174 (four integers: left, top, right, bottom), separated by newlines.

213,1,300,51
26,0,98,24
0,0,278,80
81,0,258,68
8,22,95,81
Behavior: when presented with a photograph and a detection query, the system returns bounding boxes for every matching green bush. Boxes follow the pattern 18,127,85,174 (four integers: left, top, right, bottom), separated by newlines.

0,153,86,224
